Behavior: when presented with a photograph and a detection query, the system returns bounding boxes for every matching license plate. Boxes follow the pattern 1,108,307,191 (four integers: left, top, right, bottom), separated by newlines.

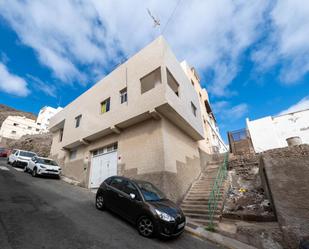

177,222,185,229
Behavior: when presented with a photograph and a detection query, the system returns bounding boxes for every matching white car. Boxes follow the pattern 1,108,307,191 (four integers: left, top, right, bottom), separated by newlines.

8,149,37,168
26,156,62,178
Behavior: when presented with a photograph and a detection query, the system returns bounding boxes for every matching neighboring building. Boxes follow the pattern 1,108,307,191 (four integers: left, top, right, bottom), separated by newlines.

36,106,63,131
0,116,40,140
246,108,309,153
49,36,226,201
181,61,227,154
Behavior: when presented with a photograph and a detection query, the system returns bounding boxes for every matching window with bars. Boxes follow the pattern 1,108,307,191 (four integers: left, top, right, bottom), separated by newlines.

120,88,127,104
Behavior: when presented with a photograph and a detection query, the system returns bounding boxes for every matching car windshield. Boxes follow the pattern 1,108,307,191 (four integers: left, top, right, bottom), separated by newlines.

136,181,166,201
36,158,58,166
19,151,36,158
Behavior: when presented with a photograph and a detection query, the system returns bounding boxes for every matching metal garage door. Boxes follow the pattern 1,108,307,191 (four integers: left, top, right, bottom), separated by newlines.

89,149,117,188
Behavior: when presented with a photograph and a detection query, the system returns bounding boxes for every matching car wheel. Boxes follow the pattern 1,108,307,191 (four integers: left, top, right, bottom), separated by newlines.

7,159,10,165
95,195,105,210
137,216,155,238
32,168,37,177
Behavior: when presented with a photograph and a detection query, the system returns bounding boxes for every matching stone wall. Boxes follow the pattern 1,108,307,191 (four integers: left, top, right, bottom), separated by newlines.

260,145,309,249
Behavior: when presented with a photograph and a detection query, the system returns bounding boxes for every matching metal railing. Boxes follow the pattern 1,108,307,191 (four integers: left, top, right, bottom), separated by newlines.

207,152,229,230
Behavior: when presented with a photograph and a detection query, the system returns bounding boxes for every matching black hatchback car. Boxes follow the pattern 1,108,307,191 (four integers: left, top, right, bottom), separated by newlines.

95,176,186,238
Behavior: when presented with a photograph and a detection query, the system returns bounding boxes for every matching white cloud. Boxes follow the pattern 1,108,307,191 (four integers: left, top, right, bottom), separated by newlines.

252,0,309,84
0,63,30,96
279,96,309,115
27,75,57,97
212,101,248,120
1,0,307,96
0,0,269,95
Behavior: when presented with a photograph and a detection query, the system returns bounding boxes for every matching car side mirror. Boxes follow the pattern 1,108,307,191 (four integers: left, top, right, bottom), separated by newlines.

130,193,136,200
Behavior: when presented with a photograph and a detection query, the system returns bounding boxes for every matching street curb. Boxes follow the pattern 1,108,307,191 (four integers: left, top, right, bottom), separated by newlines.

185,223,257,249
60,176,80,186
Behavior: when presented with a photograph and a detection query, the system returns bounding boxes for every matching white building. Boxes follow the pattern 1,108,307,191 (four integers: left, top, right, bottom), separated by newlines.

246,108,309,153
36,106,63,131
0,116,41,140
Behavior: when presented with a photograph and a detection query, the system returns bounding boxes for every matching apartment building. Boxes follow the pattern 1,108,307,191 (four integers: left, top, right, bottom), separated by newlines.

0,116,41,140
36,106,63,131
49,36,226,201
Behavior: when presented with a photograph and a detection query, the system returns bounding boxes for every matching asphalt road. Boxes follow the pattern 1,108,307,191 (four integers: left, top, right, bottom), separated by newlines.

0,158,223,249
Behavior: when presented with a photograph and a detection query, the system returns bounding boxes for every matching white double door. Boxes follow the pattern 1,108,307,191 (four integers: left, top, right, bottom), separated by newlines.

90,151,117,188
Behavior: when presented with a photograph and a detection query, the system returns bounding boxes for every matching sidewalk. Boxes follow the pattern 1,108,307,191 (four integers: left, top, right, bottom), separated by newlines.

185,219,257,249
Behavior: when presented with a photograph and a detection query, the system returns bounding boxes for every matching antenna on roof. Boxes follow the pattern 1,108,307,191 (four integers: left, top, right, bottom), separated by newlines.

147,8,160,28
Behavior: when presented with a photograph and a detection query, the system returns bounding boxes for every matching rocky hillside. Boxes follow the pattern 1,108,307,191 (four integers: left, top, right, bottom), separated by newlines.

6,133,53,157
0,104,37,128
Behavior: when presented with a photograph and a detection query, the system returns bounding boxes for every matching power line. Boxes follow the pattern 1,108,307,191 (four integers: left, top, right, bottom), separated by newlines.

161,0,182,35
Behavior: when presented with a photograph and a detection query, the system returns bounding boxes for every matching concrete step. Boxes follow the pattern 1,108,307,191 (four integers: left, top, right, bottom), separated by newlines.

184,213,220,220
182,200,223,206
181,208,220,215
188,218,219,226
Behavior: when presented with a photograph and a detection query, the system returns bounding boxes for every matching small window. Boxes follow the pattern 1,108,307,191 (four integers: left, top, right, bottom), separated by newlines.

59,128,64,142
166,68,179,96
36,128,40,132
191,102,197,117
110,178,125,190
13,123,18,126
75,115,82,128
191,80,195,86
28,126,32,130
11,130,16,134
101,98,110,113
69,149,77,160
120,88,127,104
140,67,161,94
37,122,41,125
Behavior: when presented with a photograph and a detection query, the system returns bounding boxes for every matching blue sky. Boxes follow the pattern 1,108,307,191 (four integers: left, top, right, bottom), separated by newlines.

0,0,308,142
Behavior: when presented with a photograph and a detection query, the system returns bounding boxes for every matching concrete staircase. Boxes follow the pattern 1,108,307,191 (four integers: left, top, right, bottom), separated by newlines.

181,157,227,227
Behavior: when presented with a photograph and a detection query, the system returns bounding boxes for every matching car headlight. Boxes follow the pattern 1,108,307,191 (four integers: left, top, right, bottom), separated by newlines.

39,165,46,169
155,209,175,222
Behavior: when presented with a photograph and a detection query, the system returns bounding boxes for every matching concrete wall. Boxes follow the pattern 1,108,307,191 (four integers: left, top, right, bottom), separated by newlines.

260,145,309,248
247,109,309,153
51,116,210,202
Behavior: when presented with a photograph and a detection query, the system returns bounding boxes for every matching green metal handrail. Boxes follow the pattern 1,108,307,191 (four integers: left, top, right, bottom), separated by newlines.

207,152,229,230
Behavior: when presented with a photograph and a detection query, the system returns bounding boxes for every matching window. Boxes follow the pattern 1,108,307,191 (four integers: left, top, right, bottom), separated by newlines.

122,181,141,200
59,128,64,142
166,68,179,96
191,102,197,117
191,80,195,86
13,123,18,126
120,88,127,104
140,67,161,94
110,177,125,191
75,115,82,128
93,143,117,156
36,128,40,132
37,122,41,125
101,98,110,113
28,126,32,130
11,130,16,134
69,149,77,160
